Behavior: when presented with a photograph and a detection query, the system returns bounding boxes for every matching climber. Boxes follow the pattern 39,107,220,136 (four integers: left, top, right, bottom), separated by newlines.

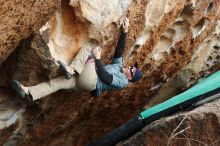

11,17,142,101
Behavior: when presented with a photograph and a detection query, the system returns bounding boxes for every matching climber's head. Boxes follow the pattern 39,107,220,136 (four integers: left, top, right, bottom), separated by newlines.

123,63,142,82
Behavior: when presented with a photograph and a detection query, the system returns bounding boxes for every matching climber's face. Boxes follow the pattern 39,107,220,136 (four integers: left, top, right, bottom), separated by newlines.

123,66,137,81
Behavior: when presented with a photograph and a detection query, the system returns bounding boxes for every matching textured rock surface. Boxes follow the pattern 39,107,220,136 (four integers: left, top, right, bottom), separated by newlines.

0,87,23,129
0,0,220,146
69,0,132,28
0,0,60,65
121,99,220,146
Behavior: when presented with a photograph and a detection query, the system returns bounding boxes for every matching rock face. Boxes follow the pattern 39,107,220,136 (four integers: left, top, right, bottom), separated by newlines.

0,0,60,65
121,99,220,146
0,0,220,146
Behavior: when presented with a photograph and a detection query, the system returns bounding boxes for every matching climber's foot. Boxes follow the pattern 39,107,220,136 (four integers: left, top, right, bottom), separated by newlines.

57,60,75,80
11,80,29,99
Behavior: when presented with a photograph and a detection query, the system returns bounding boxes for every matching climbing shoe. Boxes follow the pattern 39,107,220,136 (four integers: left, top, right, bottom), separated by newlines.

57,60,74,80
11,80,26,99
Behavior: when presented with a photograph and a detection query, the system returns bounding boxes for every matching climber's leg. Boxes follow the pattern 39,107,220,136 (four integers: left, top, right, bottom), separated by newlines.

70,41,98,75
29,76,76,101
75,60,97,92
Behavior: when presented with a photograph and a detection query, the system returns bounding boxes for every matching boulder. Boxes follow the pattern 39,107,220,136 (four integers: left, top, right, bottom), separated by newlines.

0,0,220,146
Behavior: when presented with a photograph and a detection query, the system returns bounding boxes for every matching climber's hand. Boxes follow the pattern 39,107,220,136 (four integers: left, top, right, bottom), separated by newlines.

92,46,101,59
122,17,129,33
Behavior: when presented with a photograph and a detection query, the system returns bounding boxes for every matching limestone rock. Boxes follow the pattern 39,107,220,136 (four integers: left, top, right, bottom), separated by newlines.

0,0,60,65
69,0,132,28
0,0,220,146
121,99,220,146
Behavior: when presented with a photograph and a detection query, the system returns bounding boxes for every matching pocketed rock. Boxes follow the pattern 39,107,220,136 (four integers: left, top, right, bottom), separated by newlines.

0,0,60,65
0,0,220,146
